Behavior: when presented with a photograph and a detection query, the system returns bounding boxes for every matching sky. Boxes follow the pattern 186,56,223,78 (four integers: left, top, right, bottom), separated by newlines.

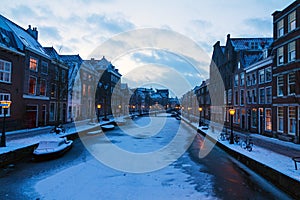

0,0,295,97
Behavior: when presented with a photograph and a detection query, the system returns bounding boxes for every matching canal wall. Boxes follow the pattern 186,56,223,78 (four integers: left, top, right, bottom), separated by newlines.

182,117,300,199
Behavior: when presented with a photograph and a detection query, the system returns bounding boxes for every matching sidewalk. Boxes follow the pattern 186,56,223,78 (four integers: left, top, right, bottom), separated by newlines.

0,117,116,155
181,116,300,181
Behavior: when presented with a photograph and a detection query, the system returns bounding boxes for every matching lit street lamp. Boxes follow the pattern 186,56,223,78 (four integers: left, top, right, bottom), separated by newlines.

198,107,203,126
0,100,12,147
229,108,235,144
97,104,101,122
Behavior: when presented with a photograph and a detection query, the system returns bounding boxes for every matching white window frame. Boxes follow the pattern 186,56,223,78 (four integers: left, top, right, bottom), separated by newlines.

265,86,272,104
29,57,38,72
277,19,284,38
277,107,284,133
0,59,12,83
288,11,296,32
29,76,37,95
259,88,265,104
288,106,296,135
265,108,272,132
277,75,284,97
277,46,284,66
288,72,296,95
259,69,265,84
240,72,245,86
41,61,48,74
265,67,272,82
288,41,296,62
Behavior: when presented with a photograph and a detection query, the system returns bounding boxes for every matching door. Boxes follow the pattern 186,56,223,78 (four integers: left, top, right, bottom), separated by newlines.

25,105,38,128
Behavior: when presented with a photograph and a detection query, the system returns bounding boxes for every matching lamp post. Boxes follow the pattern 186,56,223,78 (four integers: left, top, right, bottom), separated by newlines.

97,104,101,122
118,105,122,117
229,108,235,144
198,107,203,126
0,100,12,147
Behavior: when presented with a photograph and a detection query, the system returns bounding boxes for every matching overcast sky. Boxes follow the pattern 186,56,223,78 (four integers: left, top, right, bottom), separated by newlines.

0,0,294,96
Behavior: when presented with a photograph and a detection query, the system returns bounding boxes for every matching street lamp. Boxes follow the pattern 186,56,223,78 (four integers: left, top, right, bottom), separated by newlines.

118,105,122,116
0,100,12,147
198,107,203,126
229,108,235,144
97,104,101,122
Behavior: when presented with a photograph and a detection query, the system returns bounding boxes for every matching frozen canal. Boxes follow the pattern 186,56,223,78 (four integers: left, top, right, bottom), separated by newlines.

0,115,292,199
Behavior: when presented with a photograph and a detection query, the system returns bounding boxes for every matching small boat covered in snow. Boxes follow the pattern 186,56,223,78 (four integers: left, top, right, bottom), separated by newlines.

33,137,73,160
100,124,115,131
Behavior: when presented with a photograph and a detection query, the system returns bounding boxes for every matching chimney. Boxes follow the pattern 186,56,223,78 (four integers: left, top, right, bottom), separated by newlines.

27,25,38,40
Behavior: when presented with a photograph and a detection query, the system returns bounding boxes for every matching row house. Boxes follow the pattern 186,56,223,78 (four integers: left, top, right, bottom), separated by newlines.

43,47,69,125
210,34,273,128
244,55,273,136
195,80,211,124
60,54,83,122
86,56,122,120
272,1,300,143
0,15,55,129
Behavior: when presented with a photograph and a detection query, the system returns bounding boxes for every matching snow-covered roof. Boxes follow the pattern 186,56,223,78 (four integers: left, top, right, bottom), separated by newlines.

230,38,273,51
43,47,62,62
0,15,49,58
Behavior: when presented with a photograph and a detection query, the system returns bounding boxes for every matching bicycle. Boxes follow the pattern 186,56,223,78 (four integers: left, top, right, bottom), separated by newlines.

218,132,229,141
240,136,253,152
50,124,67,134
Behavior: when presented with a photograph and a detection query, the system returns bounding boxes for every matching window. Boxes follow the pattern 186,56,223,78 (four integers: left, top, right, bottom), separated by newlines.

41,61,48,74
288,11,296,32
259,69,265,84
29,76,37,95
51,84,56,98
29,57,38,71
266,87,272,104
49,102,56,121
288,41,296,62
234,90,238,105
277,107,284,132
234,74,238,87
277,19,284,38
88,85,91,96
265,109,272,131
288,72,296,95
55,67,59,80
288,106,296,135
277,75,284,96
259,88,265,104
40,79,47,96
62,70,66,83
251,73,256,85
0,93,10,117
83,84,86,96
228,89,232,104
265,67,272,82
240,73,245,86
240,89,244,106
234,109,240,124
252,89,257,104
277,46,284,65
246,74,251,86
251,108,257,128
250,42,258,49
238,61,241,69
0,59,11,83
247,90,251,104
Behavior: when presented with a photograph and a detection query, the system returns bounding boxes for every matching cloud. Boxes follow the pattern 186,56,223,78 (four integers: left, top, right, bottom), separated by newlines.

39,26,62,40
10,5,38,22
87,13,135,33
190,19,212,29
244,17,272,34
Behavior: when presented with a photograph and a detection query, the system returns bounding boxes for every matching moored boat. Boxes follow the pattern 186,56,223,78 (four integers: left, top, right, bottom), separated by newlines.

33,137,73,160
100,124,115,131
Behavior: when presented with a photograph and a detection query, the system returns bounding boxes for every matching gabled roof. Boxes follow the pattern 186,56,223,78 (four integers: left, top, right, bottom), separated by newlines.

43,47,62,61
60,54,83,64
0,15,48,58
230,38,273,51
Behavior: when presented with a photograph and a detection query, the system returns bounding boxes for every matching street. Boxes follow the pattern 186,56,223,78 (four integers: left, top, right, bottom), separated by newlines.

0,115,292,200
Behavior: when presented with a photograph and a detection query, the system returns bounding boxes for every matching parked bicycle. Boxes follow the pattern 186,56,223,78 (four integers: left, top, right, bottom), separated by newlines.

218,132,229,141
240,136,253,152
50,124,67,134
